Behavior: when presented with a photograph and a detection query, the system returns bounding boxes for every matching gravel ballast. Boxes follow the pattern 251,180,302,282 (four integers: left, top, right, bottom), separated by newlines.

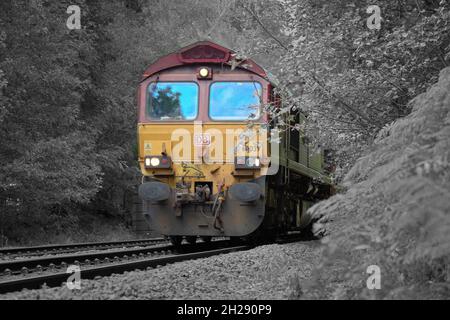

0,242,321,300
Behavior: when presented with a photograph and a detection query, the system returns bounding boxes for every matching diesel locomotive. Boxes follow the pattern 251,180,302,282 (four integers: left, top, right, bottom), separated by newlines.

137,41,332,245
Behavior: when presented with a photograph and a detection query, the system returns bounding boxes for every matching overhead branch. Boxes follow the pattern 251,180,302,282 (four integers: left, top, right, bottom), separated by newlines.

241,4,290,51
240,3,382,130
206,0,236,37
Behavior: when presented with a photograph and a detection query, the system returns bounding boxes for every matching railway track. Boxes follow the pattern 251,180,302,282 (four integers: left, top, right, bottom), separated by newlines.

0,238,168,258
0,240,248,294
0,242,173,276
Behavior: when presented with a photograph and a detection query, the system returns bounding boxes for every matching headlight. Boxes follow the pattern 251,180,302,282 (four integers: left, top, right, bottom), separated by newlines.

144,156,171,169
235,157,261,170
197,66,212,79
199,68,209,77
150,157,160,167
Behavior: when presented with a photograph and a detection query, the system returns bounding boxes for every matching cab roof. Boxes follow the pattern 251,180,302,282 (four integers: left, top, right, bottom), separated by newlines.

141,41,268,81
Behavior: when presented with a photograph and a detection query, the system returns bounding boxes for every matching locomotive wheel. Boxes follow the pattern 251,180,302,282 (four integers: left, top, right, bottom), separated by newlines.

200,236,212,243
169,236,182,246
185,236,197,245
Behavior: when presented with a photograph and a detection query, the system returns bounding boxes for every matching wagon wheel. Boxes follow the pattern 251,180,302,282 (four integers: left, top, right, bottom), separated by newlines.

200,236,212,243
169,236,182,246
185,236,197,245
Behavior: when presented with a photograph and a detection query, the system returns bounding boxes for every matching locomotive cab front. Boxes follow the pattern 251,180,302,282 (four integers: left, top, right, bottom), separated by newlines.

137,42,273,242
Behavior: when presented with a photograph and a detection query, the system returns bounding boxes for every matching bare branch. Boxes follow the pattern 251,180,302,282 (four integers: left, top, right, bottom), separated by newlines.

240,4,289,51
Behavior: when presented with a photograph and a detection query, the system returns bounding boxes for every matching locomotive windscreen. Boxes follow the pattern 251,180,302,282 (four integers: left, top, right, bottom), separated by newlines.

147,82,198,120
209,81,262,120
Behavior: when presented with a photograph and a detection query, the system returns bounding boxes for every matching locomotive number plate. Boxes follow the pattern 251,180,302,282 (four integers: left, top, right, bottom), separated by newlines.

194,133,211,146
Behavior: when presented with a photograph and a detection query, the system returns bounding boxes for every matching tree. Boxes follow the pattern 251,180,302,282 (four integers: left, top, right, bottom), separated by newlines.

228,0,450,179
0,0,101,242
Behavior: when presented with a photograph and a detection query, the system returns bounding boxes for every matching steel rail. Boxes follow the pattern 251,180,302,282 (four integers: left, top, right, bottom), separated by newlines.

0,238,167,256
0,243,173,273
0,244,249,294
0,239,232,274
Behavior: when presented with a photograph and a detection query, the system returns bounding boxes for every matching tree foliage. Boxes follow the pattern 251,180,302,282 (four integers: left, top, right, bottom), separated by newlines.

307,66,450,299
0,1,101,206
0,0,247,244
229,0,450,178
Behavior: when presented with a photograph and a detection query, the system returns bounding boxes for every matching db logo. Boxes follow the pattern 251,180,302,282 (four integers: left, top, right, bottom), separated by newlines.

194,133,211,146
